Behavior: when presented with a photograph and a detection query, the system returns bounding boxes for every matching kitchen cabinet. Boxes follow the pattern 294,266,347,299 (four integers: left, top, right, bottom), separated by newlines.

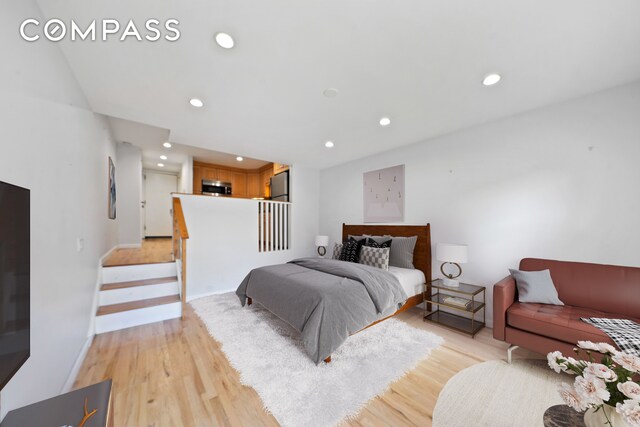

193,166,204,194
216,169,230,183
192,161,274,199
273,163,289,175
260,167,272,198
230,172,247,198
246,173,260,198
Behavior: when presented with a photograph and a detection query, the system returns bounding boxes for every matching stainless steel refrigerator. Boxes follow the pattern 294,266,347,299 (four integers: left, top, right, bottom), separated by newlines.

270,170,289,202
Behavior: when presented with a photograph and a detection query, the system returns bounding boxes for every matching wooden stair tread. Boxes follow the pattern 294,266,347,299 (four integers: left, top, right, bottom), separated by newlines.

101,276,178,291
97,295,180,316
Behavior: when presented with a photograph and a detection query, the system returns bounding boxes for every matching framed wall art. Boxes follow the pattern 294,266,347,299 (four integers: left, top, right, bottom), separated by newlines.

363,164,404,223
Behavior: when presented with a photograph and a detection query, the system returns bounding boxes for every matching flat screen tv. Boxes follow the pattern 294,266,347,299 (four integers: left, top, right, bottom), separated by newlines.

0,181,30,391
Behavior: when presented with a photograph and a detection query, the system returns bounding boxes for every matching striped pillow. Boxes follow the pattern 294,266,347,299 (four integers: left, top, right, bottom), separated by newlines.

332,242,343,259
366,235,417,269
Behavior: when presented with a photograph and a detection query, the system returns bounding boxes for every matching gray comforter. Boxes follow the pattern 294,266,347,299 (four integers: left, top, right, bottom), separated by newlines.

235,258,408,364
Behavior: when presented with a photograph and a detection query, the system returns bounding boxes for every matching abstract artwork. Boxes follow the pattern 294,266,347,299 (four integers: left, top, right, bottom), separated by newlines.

108,157,116,219
363,164,404,223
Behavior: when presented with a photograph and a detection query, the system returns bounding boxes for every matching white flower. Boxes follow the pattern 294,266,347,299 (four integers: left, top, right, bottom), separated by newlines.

618,381,640,400
561,357,582,374
613,352,640,373
558,383,588,412
578,341,600,351
616,399,640,427
574,375,610,405
584,363,618,382
548,351,565,373
595,343,619,355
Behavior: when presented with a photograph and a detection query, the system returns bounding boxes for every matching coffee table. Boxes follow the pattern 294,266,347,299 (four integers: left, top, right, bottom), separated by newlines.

543,405,586,427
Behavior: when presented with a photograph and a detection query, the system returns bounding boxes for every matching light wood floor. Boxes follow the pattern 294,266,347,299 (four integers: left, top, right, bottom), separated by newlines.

103,238,173,267
75,304,541,426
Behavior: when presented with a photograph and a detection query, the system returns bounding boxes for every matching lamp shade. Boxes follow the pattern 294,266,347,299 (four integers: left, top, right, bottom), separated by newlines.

315,235,329,247
436,243,468,263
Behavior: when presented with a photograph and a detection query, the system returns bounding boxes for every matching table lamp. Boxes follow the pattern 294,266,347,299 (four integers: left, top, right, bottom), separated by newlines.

315,235,329,257
436,243,468,287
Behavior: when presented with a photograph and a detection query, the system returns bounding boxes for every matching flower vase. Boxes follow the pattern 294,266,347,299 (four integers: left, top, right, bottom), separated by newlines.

584,405,629,427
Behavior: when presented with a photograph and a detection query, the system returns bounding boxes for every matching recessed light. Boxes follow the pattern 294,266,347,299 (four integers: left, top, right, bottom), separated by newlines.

325,141,334,148
379,117,391,126
160,155,167,160
215,32,234,49
189,98,204,108
157,163,165,167
482,73,502,86
323,88,339,98
163,142,172,148
236,156,244,162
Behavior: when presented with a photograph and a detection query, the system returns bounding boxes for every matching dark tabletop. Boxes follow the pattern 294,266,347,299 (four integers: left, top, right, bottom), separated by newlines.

543,405,586,427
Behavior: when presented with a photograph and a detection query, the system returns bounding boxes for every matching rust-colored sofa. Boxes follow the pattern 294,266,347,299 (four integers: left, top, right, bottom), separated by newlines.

493,258,640,357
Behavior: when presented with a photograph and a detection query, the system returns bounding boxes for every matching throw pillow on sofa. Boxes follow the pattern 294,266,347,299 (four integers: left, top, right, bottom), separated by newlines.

509,269,564,305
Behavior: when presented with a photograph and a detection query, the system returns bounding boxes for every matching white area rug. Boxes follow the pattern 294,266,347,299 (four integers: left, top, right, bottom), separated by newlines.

433,359,567,427
191,292,443,427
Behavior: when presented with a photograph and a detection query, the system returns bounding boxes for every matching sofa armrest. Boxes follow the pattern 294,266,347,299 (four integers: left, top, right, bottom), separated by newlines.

493,276,517,341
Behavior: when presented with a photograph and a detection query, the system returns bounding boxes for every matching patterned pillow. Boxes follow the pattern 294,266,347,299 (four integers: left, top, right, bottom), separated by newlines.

364,237,392,249
359,246,391,270
338,238,364,263
332,242,343,260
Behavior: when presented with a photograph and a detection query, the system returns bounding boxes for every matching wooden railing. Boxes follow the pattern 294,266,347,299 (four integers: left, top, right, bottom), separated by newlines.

258,200,291,252
172,197,189,319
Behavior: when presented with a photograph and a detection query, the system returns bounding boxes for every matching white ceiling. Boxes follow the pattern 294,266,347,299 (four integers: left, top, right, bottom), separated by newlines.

108,116,269,173
38,0,640,169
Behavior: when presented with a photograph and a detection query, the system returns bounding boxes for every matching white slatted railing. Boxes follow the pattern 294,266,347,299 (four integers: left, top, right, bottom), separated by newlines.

258,201,291,252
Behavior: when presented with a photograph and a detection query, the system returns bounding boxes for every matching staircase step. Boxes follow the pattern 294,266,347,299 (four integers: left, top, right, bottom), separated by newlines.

101,276,178,291
102,262,177,283
97,295,181,316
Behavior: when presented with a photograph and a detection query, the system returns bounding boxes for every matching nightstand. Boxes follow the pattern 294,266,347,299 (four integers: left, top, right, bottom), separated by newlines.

423,278,486,337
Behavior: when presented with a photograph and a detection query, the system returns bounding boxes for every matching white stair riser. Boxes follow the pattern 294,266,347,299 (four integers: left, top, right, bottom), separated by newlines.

99,282,179,306
95,302,182,334
102,262,176,283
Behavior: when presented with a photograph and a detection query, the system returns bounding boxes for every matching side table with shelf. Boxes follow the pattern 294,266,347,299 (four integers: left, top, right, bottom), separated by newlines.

423,278,486,337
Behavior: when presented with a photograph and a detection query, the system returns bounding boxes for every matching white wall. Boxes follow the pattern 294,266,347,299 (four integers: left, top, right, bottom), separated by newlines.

179,165,319,299
179,156,193,194
319,81,640,327
0,0,118,419
116,142,142,246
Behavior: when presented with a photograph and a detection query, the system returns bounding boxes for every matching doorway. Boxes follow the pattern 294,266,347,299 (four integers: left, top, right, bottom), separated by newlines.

143,171,178,237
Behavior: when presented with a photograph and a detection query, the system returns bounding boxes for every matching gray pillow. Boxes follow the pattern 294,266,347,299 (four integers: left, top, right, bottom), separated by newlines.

509,269,564,305
365,234,417,269
347,234,367,242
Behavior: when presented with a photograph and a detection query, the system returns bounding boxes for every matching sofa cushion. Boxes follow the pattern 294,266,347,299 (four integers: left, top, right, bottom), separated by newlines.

519,258,640,318
506,302,640,345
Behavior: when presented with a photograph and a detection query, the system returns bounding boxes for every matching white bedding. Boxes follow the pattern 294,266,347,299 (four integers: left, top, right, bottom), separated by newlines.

388,266,425,297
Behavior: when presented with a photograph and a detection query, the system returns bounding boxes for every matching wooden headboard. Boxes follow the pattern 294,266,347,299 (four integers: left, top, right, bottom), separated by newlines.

342,223,432,282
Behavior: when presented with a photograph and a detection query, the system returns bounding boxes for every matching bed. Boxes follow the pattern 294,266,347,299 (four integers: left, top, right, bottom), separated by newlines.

236,223,432,364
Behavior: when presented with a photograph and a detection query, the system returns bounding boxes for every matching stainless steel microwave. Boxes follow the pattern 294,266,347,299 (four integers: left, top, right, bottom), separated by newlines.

202,180,232,196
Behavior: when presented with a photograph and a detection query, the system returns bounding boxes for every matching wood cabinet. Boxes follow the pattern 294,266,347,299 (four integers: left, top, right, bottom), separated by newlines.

273,163,289,175
246,173,260,198
192,161,273,199
230,172,247,198
193,166,204,194
260,167,272,198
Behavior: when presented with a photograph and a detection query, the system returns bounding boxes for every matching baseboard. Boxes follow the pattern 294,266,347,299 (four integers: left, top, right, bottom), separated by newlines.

99,244,119,264
61,334,94,393
186,288,236,302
